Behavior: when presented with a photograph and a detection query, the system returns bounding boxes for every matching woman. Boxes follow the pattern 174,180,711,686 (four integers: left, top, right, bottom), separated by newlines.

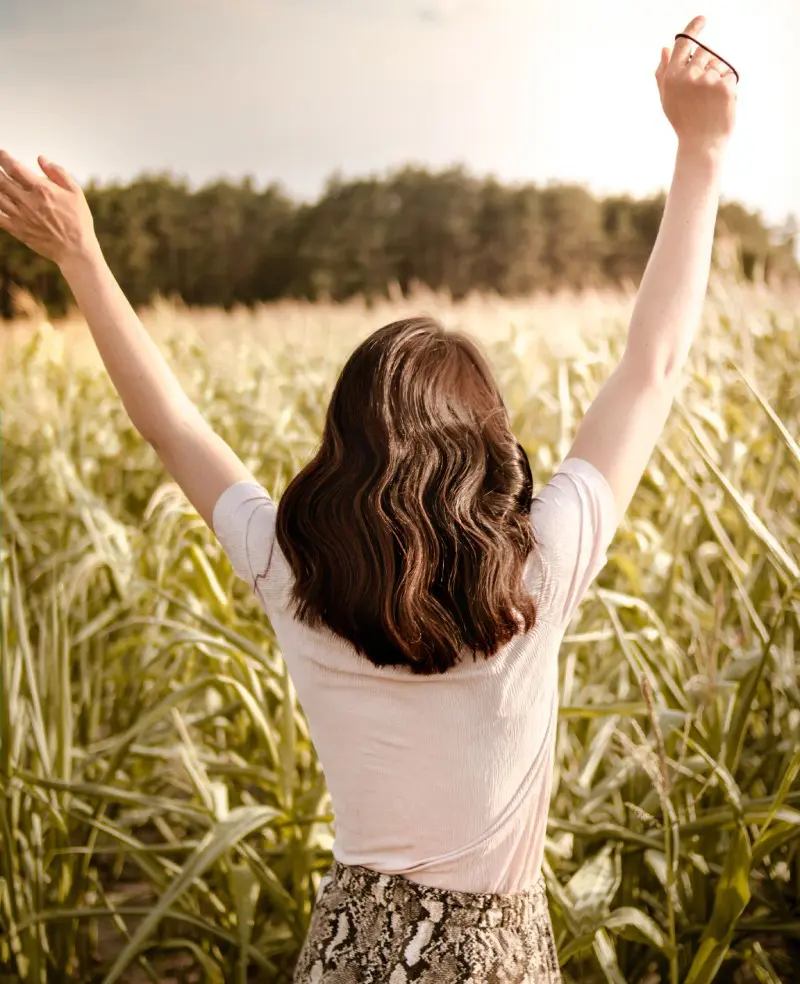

0,14,737,982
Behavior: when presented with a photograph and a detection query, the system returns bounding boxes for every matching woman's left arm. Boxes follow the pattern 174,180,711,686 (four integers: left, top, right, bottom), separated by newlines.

0,151,254,528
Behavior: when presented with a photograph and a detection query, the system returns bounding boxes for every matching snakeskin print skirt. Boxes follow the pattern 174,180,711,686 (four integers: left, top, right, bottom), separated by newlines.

293,860,562,983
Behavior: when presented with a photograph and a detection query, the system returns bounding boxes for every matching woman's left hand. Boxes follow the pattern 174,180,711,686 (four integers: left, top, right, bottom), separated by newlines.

0,151,99,266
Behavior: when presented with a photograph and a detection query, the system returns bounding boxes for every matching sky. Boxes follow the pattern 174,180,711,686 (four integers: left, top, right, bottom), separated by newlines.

0,0,798,238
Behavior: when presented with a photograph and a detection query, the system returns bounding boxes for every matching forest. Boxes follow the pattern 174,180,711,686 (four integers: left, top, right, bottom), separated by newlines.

0,164,796,318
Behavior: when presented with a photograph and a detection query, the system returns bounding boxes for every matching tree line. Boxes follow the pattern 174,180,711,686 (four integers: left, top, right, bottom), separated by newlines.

0,165,797,319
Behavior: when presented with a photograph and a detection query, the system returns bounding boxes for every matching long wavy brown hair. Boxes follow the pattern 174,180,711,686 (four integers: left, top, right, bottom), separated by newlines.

275,317,537,675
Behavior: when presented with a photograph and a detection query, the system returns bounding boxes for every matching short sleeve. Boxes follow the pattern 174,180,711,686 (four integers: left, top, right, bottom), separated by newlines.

529,457,617,628
212,481,277,590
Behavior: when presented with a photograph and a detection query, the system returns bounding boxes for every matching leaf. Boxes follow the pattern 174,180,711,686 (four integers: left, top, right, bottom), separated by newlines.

564,845,620,928
100,806,279,984
735,364,800,467
559,907,673,964
725,579,798,774
601,907,673,954
592,928,629,984
279,660,296,810
683,419,799,582
91,674,281,768
752,821,800,868
755,746,800,848
187,542,231,612
13,906,276,970
150,939,225,984
684,825,752,984
230,863,261,979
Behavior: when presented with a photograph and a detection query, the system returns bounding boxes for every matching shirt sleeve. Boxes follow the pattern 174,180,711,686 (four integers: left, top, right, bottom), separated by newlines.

529,457,618,628
211,481,277,591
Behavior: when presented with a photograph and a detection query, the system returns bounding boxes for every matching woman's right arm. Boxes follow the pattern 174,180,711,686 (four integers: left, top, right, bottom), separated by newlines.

567,15,738,519
0,153,256,530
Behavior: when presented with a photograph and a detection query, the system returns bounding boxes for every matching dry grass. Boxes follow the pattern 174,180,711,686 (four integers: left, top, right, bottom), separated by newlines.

1,277,799,983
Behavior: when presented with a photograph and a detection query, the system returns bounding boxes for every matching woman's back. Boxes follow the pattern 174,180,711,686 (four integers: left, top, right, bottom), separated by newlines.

213,457,616,893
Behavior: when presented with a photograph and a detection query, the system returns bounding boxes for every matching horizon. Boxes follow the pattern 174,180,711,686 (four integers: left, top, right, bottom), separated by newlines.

75,160,792,236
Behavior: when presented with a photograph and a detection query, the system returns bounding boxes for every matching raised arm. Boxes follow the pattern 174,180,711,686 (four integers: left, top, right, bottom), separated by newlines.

0,152,253,528
567,15,738,518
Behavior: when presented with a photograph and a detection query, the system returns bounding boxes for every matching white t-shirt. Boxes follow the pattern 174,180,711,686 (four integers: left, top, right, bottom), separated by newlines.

212,456,617,894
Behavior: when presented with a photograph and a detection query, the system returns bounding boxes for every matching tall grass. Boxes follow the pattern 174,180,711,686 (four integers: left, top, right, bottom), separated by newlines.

1,278,799,983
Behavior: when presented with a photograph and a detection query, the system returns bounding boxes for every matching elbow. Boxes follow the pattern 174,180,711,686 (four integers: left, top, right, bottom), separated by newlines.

136,399,197,452
622,348,684,391
134,414,169,451
143,417,191,456
142,427,165,453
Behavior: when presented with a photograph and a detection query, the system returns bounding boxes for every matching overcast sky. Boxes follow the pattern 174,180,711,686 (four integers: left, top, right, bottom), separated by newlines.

1,0,798,234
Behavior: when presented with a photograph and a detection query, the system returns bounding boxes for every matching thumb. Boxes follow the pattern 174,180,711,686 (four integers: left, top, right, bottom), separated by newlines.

655,46,669,82
38,155,78,192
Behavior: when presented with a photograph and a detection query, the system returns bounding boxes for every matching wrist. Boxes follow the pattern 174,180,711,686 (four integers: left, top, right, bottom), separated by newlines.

58,238,105,280
676,140,727,173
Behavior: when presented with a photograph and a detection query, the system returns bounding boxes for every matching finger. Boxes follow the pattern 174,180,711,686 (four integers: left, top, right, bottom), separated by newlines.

693,43,739,83
655,46,670,82
0,150,41,192
0,187,19,217
671,15,706,63
690,46,713,70
38,156,79,193
704,57,729,77
0,168,26,204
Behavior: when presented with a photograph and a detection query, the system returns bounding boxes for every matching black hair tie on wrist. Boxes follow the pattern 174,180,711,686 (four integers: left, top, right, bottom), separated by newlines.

674,33,740,84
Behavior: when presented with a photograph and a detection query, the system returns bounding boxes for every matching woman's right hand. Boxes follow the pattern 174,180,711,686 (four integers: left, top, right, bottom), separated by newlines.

656,15,738,157
0,151,100,267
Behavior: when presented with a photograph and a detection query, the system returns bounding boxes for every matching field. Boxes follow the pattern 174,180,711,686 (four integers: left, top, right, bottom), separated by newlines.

1,274,800,984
